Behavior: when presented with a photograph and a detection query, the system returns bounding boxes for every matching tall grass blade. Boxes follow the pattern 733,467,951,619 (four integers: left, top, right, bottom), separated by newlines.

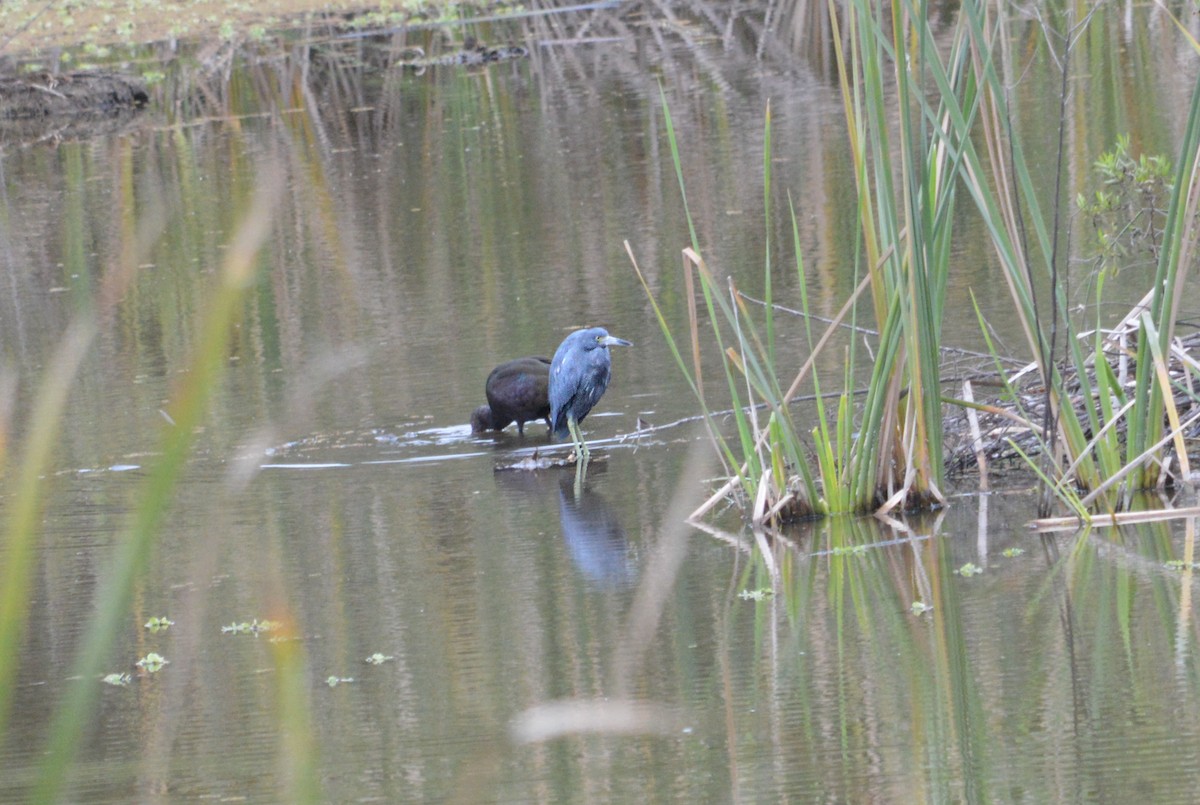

0,321,95,739
0,147,168,737
30,165,285,803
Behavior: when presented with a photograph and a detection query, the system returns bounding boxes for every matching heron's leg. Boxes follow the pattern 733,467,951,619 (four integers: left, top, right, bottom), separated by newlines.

566,416,579,460
573,453,586,497
567,416,589,464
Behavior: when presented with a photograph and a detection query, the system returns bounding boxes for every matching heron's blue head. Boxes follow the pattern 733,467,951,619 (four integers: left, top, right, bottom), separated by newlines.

580,327,633,351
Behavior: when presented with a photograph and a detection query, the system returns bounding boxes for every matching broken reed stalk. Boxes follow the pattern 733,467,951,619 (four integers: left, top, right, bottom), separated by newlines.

1029,506,1200,533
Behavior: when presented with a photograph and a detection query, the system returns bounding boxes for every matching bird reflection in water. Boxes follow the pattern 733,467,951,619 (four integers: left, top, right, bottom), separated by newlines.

557,475,637,588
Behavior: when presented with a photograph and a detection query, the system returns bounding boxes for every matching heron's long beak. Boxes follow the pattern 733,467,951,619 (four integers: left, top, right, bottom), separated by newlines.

602,335,633,347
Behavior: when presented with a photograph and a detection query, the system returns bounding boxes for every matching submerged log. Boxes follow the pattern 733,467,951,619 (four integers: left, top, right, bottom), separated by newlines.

395,38,529,72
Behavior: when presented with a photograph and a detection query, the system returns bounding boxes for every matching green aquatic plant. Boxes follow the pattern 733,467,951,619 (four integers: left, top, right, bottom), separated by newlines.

737,588,774,601
1001,548,1026,558
1077,135,1174,277
102,673,131,687
144,616,174,632
955,563,983,577
9,164,293,805
222,618,283,635
135,653,169,673
364,653,394,665
632,96,833,525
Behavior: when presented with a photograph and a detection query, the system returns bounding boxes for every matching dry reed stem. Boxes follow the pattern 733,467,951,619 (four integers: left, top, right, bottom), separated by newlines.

1029,505,1200,532
1142,314,1192,479
962,380,989,488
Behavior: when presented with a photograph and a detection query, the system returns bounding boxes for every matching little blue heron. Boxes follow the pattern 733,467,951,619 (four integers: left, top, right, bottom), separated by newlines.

548,327,632,462
470,356,552,435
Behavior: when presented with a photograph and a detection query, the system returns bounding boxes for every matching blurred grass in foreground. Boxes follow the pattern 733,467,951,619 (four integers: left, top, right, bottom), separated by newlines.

0,149,322,801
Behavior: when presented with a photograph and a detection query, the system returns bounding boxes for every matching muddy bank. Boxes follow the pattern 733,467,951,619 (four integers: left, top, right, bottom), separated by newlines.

0,71,147,119
0,70,147,145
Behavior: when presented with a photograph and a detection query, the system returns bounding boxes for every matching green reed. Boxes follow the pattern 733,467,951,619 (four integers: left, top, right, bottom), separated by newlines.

638,0,978,520
828,0,983,511
633,95,823,524
0,141,142,746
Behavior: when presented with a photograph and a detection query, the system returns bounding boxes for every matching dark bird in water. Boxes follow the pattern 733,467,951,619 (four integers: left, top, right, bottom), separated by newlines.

548,327,632,462
470,356,552,436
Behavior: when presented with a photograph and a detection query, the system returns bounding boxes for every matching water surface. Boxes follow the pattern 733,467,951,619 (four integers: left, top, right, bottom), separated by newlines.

3,2,1200,802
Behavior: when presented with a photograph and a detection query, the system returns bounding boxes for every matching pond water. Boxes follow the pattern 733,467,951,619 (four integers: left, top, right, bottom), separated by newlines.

3,2,1200,802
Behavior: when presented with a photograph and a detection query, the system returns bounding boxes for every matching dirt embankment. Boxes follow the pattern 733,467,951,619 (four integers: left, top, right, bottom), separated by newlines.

0,1,400,56
0,2,513,140
0,71,147,119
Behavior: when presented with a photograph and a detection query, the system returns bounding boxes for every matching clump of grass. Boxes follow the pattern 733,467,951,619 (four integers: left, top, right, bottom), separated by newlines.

631,101,825,525
636,0,977,522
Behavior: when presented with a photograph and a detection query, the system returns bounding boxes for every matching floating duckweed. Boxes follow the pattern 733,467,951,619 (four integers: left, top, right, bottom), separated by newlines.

326,676,355,687
144,616,174,632
103,672,132,686
364,653,394,665
955,563,983,577
910,601,933,615
136,653,168,672
831,545,868,557
1001,548,1025,558
222,619,281,635
1165,560,1200,571
737,588,774,601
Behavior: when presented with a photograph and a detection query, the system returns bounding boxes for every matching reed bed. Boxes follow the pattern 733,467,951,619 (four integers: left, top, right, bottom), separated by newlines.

637,0,1200,526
